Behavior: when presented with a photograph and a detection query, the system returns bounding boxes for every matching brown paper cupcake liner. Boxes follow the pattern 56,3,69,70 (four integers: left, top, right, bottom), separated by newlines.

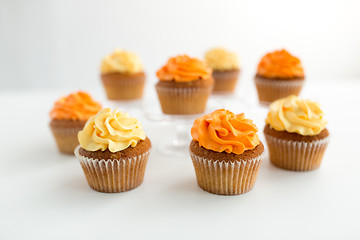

74,146,150,193
190,151,264,195
101,75,145,100
50,125,83,154
264,134,330,171
212,70,240,93
156,86,212,115
255,77,304,105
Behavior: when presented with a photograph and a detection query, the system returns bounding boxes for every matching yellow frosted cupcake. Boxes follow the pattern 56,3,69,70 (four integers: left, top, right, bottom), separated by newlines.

75,108,151,193
49,91,101,154
205,47,240,93
101,49,145,100
264,95,330,171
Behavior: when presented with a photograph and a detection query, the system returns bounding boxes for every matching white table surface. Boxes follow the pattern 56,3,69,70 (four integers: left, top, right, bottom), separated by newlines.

1,78,360,240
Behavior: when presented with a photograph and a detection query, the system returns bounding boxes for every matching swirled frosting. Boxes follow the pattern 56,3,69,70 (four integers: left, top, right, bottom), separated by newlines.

257,49,304,79
266,95,327,136
50,91,101,121
156,55,212,82
101,49,143,74
191,109,260,154
78,108,146,152
205,47,239,71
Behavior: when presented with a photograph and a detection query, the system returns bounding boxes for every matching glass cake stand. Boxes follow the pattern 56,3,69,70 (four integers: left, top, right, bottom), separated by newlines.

209,91,251,114
143,98,223,157
106,99,144,115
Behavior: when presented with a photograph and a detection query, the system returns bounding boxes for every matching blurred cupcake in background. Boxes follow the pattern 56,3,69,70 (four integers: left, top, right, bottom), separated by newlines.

264,95,330,171
75,108,151,193
156,55,214,115
255,49,305,105
190,109,264,195
205,47,240,93
49,91,101,154
101,49,145,100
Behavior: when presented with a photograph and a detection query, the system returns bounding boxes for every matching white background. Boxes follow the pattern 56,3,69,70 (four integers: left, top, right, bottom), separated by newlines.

1,81,360,239
1,0,360,90
1,1,360,240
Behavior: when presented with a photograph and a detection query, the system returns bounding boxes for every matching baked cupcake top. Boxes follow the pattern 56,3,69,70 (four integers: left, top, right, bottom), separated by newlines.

156,55,212,82
50,91,101,121
78,108,146,153
191,109,260,154
257,49,304,79
266,95,327,136
205,47,239,71
101,49,143,74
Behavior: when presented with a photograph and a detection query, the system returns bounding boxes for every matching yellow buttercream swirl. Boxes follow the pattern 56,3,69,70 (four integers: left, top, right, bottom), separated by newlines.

205,47,239,71
78,108,146,152
101,49,143,74
266,95,327,136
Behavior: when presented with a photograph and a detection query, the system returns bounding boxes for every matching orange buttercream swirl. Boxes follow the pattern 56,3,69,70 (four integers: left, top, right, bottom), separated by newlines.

257,49,304,79
156,55,212,82
50,91,101,121
191,109,260,154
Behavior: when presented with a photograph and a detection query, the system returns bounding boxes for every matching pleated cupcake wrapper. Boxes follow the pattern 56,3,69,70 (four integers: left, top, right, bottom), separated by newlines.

50,125,83,154
212,72,239,93
213,77,238,93
101,76,145,100
156,86,212,114
102,75,145,86
190,151,264,195
74,146,150,193
255,77,304,105
264,134,330,171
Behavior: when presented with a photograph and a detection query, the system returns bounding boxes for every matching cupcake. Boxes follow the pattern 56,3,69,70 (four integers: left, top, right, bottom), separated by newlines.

75,108,151,193
156,55,214,115
101,49,145,100
49,91,101,154
255,49,305,105
264,95,330,171
205,47,240,93
189,109,264,195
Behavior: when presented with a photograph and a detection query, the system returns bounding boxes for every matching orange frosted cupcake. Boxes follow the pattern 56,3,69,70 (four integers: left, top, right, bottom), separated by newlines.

101,49,145,100
49,91,101,154
255,49,305,105
264,95,330,171
205,47,240,93
75,108,151,193
189,109,264,195
156,55,214,114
